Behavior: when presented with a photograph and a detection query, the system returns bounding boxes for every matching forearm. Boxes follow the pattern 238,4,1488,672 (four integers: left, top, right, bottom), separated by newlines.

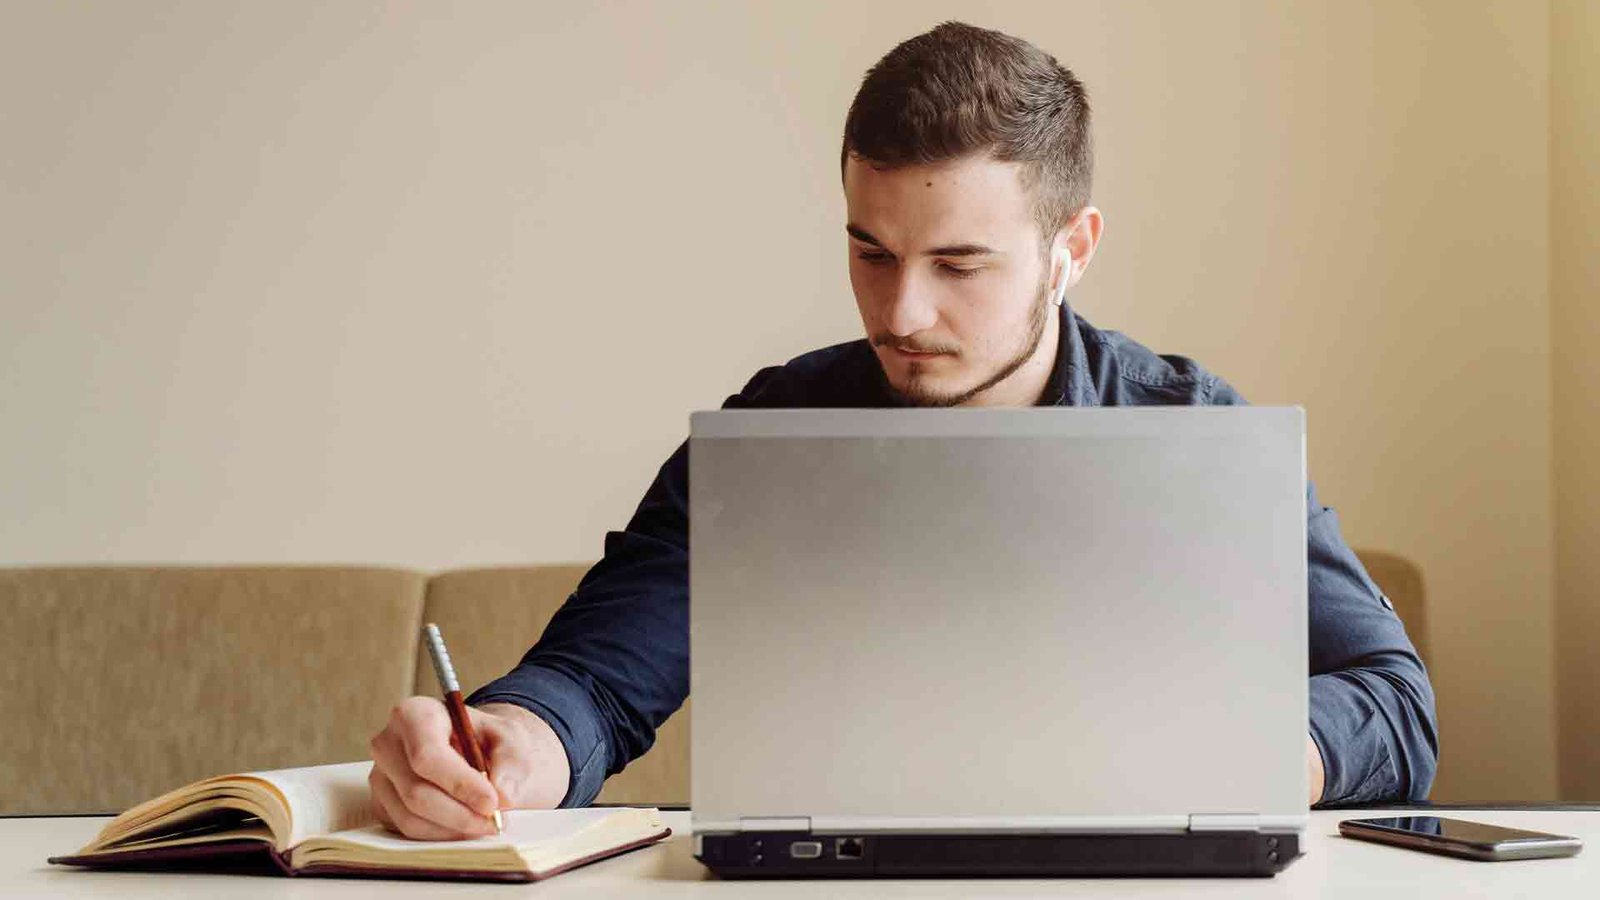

1302,484,1439,805
1308,664,1438,804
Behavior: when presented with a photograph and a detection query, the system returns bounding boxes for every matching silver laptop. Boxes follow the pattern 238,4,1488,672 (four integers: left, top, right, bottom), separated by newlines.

688,407,1308,878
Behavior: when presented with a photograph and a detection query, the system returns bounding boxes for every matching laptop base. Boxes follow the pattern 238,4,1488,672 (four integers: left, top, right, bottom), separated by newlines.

696,830,1300,878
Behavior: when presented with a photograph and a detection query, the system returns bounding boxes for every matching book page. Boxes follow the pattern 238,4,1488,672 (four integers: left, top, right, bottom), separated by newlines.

81,799,278,855
323,807,626,852
70,761,375,858
288,807,666,876
248,761,376,847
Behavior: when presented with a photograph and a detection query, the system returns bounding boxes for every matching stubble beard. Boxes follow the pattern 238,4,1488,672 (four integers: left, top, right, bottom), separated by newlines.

880,276,1054,408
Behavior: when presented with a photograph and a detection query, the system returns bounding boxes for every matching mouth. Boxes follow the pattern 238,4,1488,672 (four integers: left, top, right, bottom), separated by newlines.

887,346,950,361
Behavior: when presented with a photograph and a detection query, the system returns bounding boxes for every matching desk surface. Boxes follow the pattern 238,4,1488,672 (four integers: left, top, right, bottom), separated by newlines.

7,809,1594,898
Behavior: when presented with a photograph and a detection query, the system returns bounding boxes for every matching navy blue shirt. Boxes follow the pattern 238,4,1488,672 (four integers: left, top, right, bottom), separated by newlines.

469,304,1440,808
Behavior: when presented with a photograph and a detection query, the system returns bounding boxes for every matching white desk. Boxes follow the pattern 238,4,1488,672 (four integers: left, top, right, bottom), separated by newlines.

6,809,1594,898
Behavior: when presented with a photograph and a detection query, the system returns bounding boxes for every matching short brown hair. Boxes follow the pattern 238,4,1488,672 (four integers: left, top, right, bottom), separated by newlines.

841,21,1093,242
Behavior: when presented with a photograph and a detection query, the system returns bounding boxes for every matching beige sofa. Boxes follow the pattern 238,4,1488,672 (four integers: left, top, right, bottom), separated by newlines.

0,553,1421,816
0,565,687,815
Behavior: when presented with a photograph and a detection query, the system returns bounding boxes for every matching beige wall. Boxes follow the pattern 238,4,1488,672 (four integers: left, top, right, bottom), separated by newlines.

1551,0,1600,802
0,1,1568,800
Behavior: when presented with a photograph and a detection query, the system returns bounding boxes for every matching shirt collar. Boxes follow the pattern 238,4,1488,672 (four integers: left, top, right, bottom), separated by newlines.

1041,300,1099,408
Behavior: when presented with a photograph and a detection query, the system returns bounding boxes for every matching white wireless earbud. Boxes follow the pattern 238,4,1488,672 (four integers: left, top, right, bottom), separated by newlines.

1051,250,1072,307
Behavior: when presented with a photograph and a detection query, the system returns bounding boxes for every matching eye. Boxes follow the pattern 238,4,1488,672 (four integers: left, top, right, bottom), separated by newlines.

939,263,981,279
855,251,893,265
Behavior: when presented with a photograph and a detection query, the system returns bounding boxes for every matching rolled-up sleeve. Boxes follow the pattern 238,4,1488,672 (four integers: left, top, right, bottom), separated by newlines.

1303,484,1440,803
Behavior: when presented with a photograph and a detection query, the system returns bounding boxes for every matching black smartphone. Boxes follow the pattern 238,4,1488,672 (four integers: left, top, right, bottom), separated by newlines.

1339,816,1583,861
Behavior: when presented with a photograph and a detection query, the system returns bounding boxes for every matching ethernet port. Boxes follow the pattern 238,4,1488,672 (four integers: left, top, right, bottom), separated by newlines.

835,837,864,861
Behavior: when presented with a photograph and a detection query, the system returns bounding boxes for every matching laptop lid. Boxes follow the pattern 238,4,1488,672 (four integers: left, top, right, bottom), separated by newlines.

689,407,1308,835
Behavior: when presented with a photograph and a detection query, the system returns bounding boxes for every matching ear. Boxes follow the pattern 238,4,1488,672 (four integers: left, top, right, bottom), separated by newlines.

1049,206,1105,297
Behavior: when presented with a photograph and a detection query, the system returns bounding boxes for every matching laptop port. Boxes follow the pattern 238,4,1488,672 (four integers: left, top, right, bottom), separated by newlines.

836,837,864,860
789,840,822,859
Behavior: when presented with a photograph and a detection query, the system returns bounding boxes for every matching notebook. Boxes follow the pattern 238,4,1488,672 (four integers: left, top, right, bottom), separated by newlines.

48,761,670,882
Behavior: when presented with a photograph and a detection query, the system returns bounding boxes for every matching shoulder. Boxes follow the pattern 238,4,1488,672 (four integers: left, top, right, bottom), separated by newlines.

724,339,886,409
1076,316,1246,406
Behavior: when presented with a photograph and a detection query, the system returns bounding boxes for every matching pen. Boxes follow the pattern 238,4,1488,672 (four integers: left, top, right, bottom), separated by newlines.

422,622,504,834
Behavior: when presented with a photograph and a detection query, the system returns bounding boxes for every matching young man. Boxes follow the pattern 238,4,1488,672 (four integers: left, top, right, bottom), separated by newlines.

368,22,1438,840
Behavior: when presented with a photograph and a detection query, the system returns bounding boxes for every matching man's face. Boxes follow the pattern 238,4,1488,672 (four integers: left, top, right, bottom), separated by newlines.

844,152,1055,407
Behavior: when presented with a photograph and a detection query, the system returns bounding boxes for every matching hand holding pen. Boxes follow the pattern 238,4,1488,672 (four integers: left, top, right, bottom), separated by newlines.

367,625,575,840
422,623,504,834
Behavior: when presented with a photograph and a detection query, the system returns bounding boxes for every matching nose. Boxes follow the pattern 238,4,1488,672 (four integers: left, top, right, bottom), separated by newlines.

881,270,939,338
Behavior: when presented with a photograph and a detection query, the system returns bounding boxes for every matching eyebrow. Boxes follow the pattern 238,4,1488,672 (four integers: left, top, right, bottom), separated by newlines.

846,224,1000,258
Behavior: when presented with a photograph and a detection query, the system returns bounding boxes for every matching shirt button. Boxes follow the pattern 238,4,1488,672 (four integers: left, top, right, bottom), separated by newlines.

1379,593,1395,610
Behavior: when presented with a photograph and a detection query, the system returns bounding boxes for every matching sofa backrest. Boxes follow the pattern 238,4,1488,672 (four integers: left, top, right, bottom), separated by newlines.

0,564,687,815
0,566,426,815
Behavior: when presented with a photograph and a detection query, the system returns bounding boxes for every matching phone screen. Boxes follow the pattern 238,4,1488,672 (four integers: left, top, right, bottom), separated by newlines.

1353,816,1566,847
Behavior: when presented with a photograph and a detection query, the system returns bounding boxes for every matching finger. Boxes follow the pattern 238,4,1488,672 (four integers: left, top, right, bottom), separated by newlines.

371,724,496,836
391,698,500,817
367,767,396,831
369,765,475,841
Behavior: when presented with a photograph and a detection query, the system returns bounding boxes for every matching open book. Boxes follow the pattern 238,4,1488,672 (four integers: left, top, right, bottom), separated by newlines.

48,762,670,882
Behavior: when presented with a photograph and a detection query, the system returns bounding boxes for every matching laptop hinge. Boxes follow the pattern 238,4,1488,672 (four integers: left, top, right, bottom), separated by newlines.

739,816,812,832
1188,814,1262,832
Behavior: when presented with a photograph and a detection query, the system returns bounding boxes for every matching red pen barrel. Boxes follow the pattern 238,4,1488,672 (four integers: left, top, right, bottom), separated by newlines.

423,622,503,832
443,690,490,774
